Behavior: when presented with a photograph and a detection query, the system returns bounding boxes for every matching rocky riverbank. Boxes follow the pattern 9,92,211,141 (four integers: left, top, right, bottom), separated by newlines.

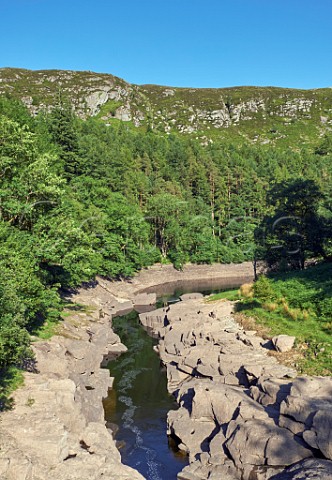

2,261,330,480
139,295,332,479
0,282,145,480
0,262,254,480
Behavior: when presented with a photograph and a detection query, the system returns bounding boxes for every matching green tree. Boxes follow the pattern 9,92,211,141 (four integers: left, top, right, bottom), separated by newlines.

256,179,326,270
47,100,80,178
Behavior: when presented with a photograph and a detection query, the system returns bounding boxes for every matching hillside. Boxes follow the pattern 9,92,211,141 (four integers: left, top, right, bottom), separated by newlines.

1,67,332,148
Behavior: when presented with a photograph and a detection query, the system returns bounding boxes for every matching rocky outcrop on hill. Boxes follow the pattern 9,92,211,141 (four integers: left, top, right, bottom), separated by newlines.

140,296,332,480
1,68,332,142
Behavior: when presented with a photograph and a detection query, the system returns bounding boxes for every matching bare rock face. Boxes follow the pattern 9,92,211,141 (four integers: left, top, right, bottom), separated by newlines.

85,90,109,116
272,334,296,352
304,410,332,459
168,407,216,461
226,419,313,469
178,459,238,480
278,377,332,460
1,68,331,142
0,288,144,480
269,458,332,480
133,292,157,313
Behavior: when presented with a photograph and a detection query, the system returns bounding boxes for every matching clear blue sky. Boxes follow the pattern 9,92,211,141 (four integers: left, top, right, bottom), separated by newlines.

1,0,331,89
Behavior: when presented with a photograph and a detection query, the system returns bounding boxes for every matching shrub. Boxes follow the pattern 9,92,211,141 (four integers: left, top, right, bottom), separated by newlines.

253,275,274,301
262,302,278,312
319,297,332,320
240,283,254,298
302,310,310,320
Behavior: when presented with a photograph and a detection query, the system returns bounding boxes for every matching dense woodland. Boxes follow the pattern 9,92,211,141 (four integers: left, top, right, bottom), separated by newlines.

0,95,332,379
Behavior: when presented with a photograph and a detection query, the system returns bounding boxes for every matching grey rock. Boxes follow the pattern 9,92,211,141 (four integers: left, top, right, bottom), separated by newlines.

80,422,120,458
269,458,332,479
167,407,216,460
133,292,156,313
272,335,296,352
178,459,238,480
85,90,109,116
226,419,313,468
109,298,133,316
180,293,204,301
304,410,332,459
139,307,167,332
250,377,292,407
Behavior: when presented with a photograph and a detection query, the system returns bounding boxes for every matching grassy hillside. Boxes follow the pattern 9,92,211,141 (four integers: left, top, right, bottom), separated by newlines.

211,263,332,375
1,67,332,149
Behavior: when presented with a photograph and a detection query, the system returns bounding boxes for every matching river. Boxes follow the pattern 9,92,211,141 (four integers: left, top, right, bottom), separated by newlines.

103,283,243,480
103,309,188,480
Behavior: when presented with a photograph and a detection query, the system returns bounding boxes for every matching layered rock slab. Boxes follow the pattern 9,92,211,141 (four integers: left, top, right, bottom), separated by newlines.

141,296,332,480
0,289,143,480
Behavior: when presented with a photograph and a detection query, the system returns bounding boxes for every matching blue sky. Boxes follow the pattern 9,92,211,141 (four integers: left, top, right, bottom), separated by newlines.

1,0,331,89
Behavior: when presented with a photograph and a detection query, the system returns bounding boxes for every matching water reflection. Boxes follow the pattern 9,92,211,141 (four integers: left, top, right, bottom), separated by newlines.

103,279,249,479
103,311,188,480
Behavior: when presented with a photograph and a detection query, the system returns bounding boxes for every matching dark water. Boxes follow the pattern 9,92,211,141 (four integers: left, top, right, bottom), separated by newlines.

103,278,251,479
140,275,253,298
103,310,188,480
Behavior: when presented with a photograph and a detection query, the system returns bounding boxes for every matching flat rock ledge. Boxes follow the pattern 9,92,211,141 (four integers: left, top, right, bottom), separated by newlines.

139,296,332,480
0,282,144,480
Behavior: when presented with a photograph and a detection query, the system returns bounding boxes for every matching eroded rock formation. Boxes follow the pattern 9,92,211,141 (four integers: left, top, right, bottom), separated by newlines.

1,262,330,480
139,296,332,480
0,284,144,480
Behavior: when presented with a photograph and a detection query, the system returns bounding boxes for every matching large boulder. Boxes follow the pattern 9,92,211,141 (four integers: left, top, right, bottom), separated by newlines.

272,335,296,353
270,458,332,480
279,377,332,459
302,410,332,459
250,377,293,407
225,419,313,469
167,407,216,461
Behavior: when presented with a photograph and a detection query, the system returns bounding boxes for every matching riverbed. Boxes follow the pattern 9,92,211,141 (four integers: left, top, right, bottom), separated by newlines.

102,281,246,480
0,262,257,480
104,310,188,480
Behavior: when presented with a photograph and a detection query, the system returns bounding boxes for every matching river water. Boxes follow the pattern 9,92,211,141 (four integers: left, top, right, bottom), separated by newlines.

103,279,250,480
103,310,188,480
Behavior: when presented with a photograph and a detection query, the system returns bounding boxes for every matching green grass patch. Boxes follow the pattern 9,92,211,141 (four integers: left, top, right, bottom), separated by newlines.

30,317,61,340
62,302,96,315
236,262,332,375
96,99,123,119
207,288,240,302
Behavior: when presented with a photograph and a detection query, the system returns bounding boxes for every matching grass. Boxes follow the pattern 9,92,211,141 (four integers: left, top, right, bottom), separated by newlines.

62,301,97,315
96,99,123,119
30,317,61,340
234,262,332,375
1,67,332,150
207,288,240,302
29,301,96,341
